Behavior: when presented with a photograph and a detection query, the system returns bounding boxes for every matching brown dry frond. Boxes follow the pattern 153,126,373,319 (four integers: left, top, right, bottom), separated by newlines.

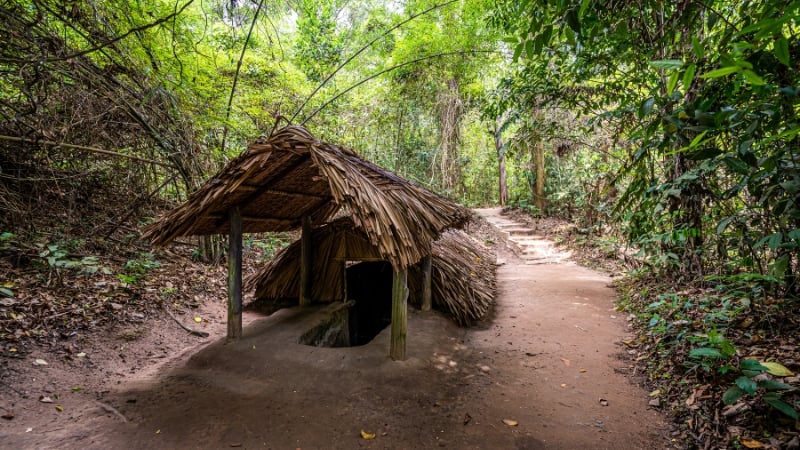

142,126,470,269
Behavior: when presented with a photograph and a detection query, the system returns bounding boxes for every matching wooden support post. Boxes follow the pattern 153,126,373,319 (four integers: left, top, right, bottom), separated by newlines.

390,268,408,361
227,206,243,339
421,255,432,312
299,215,313,306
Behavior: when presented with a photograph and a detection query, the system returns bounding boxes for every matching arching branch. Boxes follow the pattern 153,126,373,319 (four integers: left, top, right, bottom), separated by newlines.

301,50,498,125
289,0,461,124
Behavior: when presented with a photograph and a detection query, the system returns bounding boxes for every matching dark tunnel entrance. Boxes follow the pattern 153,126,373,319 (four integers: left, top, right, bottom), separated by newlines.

346,261,393,346
298,261,393,348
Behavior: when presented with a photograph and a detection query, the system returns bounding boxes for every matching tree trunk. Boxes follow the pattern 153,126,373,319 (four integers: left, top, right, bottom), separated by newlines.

533,140,546,211
495,125,508,206
437,78,464,195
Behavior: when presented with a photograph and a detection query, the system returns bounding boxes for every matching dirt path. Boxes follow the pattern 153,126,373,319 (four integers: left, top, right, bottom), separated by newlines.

462,207,672,449
1,209,673,449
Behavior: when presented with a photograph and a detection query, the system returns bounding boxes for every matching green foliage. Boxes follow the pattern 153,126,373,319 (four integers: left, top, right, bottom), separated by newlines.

38,244,111,276
246,233,291,261
722,359,798,421
293,0,345,82
489,0,800,302
118,253,161,285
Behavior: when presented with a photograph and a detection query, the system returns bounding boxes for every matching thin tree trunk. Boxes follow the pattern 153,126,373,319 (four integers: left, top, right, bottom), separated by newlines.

533,140,546,211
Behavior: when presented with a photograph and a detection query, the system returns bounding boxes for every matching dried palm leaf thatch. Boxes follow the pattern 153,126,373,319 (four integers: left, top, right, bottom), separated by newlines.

247,217,382,302
247,218,495,326
410,229,496,326
142,126,469,269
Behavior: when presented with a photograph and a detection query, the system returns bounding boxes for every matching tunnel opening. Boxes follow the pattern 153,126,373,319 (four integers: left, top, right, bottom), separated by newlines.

298,261,393,347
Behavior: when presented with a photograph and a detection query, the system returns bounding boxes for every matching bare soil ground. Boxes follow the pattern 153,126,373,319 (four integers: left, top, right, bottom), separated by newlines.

1,209,674,449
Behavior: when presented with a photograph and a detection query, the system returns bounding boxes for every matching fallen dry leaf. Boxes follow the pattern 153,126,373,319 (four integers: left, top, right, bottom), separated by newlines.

502,419,518,426
32,359,48,366
599,398,609,407
54,405,63,412
360,429,376,440
560,358,571,366
38,396,53,404
739,438,764,448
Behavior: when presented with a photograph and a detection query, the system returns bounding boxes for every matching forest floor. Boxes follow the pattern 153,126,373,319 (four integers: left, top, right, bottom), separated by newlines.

0,208,676,449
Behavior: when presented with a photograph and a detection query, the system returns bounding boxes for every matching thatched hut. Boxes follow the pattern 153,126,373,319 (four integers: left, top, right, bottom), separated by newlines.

247,217,495,329
142,126,470,360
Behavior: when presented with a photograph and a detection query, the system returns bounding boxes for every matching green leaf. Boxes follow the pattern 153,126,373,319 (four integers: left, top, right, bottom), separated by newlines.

758,379,796,391
691,36,703,58
719,340,736,357
682,64,696,90
775,37,790,67
565,9,581,35
764,395,799,420
513,42,524,61
651,59,684,70
579,0,591,18
0,287,13,298
723,156,750,175
690,347,724,359
689,130,708,148
716,217,734,235
769,254,790,279
767,232,783,250
686,146,721,161
723,385,745,405
639,97,655,118
667,71,680,95
701,66,740,79
735,376,758,395
742,70,765,85
740,359,768,372
563,26,577,46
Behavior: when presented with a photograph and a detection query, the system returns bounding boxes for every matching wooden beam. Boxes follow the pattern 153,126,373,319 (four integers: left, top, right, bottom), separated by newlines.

299,215,313,306
421,254,432,312
227,206,243,339
390,268,408,361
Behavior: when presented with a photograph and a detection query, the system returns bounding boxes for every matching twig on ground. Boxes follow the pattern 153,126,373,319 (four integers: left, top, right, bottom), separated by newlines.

164,309,209,338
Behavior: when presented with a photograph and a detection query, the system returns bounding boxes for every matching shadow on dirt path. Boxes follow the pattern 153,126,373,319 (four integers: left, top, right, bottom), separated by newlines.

0,208,674,449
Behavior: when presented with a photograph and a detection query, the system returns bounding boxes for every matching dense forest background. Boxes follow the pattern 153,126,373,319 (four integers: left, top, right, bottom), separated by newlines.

1,0,799,444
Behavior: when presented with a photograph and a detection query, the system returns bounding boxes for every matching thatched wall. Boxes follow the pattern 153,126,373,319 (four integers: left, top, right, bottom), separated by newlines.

247,218,496,326
142,126,469,269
